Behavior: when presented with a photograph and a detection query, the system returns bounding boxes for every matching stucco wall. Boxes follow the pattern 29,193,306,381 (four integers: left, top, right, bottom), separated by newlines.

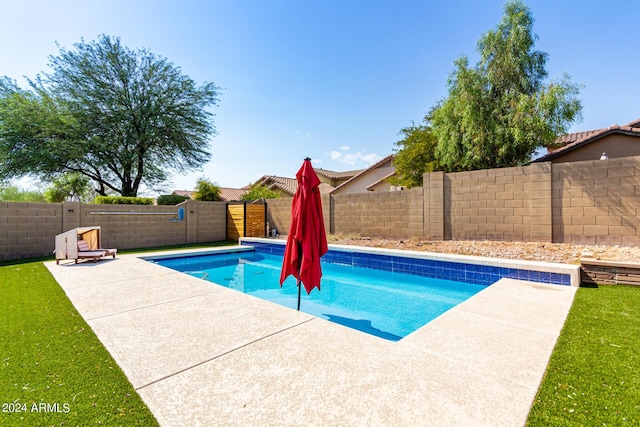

547,134,640,163
332,160,395,195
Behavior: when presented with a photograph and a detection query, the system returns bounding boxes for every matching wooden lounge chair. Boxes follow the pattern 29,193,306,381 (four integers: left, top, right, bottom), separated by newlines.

77,239,117,263
76,248,107,263
54,226,118,265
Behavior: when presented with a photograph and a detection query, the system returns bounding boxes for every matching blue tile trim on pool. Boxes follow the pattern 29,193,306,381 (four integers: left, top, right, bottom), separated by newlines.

240,240,572,287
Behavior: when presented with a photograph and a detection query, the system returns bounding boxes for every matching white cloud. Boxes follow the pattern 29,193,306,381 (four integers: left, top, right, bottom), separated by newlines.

362,153,382,164
340,146,350,151
342,153,360,165
326,151,381,166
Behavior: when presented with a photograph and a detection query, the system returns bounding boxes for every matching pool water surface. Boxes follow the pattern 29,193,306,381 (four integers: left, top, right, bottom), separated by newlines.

149,251,486,341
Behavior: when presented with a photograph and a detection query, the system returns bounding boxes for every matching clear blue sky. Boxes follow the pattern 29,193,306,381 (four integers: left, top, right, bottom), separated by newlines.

2,0,638,194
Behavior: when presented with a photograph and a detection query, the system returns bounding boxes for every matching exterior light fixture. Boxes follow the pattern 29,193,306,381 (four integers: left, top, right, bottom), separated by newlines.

600,152,609,160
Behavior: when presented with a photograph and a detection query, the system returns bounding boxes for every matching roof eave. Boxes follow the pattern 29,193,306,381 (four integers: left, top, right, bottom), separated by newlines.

533,127,640,162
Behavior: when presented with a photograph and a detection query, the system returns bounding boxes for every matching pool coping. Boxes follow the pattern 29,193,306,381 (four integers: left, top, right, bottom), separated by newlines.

241,237,581,287
44,244,578,426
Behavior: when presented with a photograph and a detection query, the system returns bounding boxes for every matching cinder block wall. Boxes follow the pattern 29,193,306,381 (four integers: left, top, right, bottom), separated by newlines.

265,195,330,236
266,198,292,236
552,156,640,246
192,200,227,243
0,200,228,262
442,162,552,242
321,194,331,235
423,172,444,240
0,202,64,260
332,189,423,238
75,203,187,249
406,187,425,238
5,156,640,261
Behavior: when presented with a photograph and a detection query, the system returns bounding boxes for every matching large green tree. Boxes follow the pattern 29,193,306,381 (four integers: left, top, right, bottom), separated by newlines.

44,172,92,203
0,35,220,196
430,0,582,171
0,184,46,202
240,183,281,201
390,123,441,188
193,177,221,201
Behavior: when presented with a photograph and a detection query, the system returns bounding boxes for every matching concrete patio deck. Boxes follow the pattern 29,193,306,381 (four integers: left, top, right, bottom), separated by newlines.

44,247,577,426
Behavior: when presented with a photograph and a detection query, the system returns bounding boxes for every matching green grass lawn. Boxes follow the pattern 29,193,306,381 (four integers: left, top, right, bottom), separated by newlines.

0,241,235,426
0,261,158,426
527,285,640,426
2,245,638,425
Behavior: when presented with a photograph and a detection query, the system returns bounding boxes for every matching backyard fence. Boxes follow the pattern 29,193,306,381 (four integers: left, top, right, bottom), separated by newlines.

0,199,226,261
2,156,640,262
226,202,267,240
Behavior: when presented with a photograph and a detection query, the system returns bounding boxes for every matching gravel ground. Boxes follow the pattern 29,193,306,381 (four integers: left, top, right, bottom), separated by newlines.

324,235,640,265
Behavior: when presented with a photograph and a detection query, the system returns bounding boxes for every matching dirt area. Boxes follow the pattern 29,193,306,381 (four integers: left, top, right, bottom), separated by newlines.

324,235,640,265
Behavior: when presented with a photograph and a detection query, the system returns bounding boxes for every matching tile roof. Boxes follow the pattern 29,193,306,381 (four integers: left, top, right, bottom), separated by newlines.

534,124,640,162
318,182,336,194
314,168,364,180
172,190,192,198
171,187,249,202
174,163,391,201
625,117,640,128
259,175,298,196
253,174,337,196
219,187,249,201
331,154,395,193
549,118,640,146
553,129,603,145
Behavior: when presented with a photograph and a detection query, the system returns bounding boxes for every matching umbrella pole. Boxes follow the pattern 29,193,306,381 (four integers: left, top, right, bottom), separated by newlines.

297,243,302,311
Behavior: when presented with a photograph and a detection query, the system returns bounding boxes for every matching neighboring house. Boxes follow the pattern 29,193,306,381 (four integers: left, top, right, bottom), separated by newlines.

314,168,364,188
249,175,299,197
331,155,398,195
172,164,394,201
534,118,640,163
172,189,193,198
219,187,250,201
250,168,363,197
171,187,249,202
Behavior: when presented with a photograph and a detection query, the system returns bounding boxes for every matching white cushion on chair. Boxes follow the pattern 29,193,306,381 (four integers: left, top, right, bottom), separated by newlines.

78,240,91,252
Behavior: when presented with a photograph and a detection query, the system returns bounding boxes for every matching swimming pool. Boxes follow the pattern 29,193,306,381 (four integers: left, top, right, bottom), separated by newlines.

147,250,486,341
145,238,578,340
241,238,576,287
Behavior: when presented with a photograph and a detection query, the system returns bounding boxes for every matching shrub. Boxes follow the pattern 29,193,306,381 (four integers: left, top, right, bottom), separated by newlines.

193,177,221,201
157,194,189,205
240,184,280,201
94,196,154,205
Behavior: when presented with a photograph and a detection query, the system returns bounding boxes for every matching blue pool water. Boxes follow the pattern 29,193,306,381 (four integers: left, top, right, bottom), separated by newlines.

149,250,486,341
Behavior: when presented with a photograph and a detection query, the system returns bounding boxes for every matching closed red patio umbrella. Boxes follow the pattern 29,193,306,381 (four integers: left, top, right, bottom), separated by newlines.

280,157,328,310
